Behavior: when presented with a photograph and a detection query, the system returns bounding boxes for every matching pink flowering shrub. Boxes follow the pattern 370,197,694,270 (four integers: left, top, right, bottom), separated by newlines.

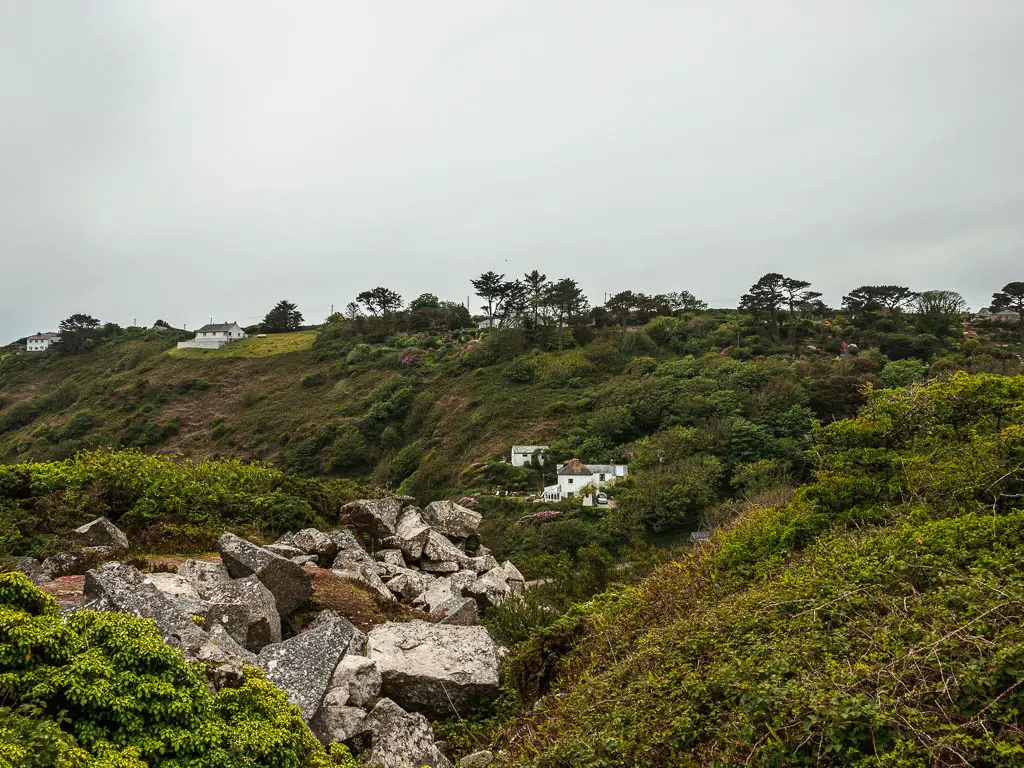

517,509,562,525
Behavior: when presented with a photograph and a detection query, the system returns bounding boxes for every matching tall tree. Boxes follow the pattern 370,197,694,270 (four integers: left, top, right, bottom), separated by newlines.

990,281,1024,348
665,290,708,313
523,270,548,329
56,314,101,355
471,271,506,328
781,278,820,354
740,273,786,342
606,291,643,330
344,302,362,320
842,285,918,328
543,278,588,350
497,280,530,329
914,290,966,336
356,287,403,317
409,293,440,310
261,300,303,333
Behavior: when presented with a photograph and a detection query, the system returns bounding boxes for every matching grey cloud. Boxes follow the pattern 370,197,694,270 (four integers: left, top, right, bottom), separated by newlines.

2,0,1023,340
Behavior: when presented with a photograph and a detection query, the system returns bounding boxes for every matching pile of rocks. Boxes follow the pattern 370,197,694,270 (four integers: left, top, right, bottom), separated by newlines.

16,517,130,584
330,497,526,622
14,499,516,768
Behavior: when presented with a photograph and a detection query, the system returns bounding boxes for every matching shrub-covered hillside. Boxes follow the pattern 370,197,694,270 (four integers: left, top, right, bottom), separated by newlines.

495,373,1024,767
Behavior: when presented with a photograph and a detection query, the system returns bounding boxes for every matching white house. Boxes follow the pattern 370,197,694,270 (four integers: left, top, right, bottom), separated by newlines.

177,322,248,350
543,458,628,503
26,332,59,352
977,308,1021,323
511,445,550,468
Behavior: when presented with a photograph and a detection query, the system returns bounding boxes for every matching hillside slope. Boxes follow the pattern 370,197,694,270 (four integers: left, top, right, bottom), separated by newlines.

496,373,1024,767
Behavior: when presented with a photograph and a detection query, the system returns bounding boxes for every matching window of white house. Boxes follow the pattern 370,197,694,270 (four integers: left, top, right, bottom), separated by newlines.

599,474,606,481
567,478,573,484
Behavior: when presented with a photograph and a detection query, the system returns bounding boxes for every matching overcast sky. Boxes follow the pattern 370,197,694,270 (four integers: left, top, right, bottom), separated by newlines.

2,1,1023,340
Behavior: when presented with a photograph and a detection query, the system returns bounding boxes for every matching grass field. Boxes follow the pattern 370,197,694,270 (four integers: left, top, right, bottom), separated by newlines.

167,331,317,359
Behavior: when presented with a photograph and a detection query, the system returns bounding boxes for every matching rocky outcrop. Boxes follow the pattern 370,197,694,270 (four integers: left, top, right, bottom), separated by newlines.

422,500,481,540
433,596,479,626
329,655,382,708
460,751,496,768
41,547,112,580
293,528,338,562
72,517,129,552
386,506,432,561
362,698,452,768
256,614,358,722
203,575,281,651
311,693,370,748
368,621,502,718
217,532,312,616
177,559,231,597
340,498,409,539
13,556,44,584
465,561,525,609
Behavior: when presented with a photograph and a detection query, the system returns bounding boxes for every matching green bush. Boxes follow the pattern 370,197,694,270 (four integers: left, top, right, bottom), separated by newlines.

0,571,333,767
877,357,928,389
504,356,536,384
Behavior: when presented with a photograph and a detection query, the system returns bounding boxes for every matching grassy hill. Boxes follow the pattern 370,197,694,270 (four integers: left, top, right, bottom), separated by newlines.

489,373,1024,767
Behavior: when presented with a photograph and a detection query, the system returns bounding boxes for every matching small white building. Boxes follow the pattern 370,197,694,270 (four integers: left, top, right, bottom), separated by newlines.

26,332,59,352
543,458,628,503
511,445,550,468
977,308,1021,323
177,322,248,350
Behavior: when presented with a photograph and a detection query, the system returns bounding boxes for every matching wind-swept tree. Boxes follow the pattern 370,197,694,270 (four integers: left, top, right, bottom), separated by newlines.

356,287,403,318
524,270,549,328
990,281,1024,348
914,289,966,336
543,278,589,350
497,280,530,330
57,313,101,355
471,271,506,328
842,285,918,328
665,290,708,313
261,300,303,333
606,291,643,330
740,273,787,342
781,278,820,354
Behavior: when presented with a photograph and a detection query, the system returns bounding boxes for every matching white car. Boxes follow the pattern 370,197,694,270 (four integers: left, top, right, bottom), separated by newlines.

596,492,609,505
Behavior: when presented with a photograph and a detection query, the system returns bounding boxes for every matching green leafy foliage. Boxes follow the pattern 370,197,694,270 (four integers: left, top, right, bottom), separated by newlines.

0,572,333,768
498,373,1024,767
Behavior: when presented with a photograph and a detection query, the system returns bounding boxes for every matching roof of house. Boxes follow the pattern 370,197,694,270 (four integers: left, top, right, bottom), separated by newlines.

195,322,241,333
586,464,622,475
557,458,592,476
512,445,549,454
27,332,58,340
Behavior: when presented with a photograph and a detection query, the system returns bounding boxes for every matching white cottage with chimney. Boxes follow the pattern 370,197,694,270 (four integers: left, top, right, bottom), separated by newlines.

177,322,248,350
26,332,59,352
543,458,628,503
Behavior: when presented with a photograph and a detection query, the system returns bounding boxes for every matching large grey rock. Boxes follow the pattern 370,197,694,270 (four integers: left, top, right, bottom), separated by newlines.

204,575,282,651
433,596,479,626
328,655,381,708
72,517,129,552
367,621,502,718
144,572,203,603
195,624,258,692
362,698,452,768
41,547,112,580
460,751,495,768
420,531,476,572
291,554,319,566
413,579,456,613
340,498,407,539
293,528,338,561
177,559,230,597
312,610,367,656
257,614,357,722
217,533,312,616
385,506,432,561
385,567,436,601
84,563,209,653
332,547,395,602
326,529,363,551
265,543,305,559
13,556,44,584
310,693,370,748
466,561,525,609
375,549,406,569
422,500,481,539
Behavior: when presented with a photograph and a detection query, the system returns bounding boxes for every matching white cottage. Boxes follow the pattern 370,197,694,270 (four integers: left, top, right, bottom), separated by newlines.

511,445,550,468
543,458,628,503
26,332,59,352
177,322,248,350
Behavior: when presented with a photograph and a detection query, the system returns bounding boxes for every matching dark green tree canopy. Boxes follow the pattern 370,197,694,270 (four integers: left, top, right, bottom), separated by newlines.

990,280,1024,345
56,313,101,355
261,299,303,333
409,292,440,310
356,286,403,317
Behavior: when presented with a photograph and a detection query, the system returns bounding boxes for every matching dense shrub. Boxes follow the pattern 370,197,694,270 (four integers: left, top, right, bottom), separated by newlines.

0,571,338,768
